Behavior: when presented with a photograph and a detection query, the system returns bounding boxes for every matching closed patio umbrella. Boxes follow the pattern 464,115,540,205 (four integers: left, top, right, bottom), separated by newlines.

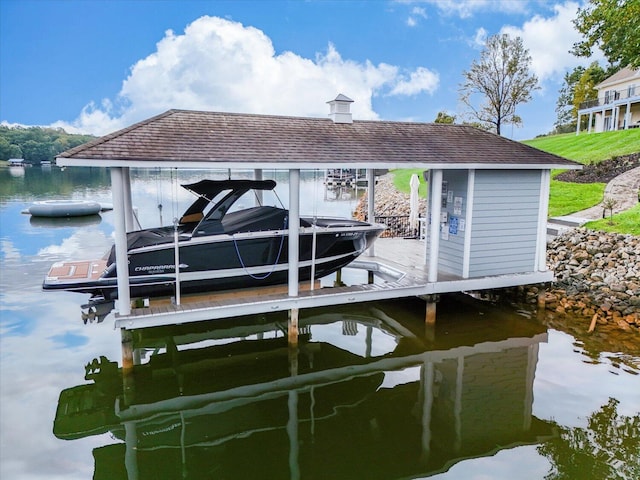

409,173,420,234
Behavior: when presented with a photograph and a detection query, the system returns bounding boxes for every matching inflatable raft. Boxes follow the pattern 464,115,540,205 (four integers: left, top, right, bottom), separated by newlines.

27,200,103,217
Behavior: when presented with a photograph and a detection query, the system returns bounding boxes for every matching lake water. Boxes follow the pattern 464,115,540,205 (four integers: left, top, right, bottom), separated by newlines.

1,165,639,480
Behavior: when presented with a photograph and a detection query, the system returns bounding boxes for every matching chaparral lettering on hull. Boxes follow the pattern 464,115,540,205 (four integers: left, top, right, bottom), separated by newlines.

134,264,189,272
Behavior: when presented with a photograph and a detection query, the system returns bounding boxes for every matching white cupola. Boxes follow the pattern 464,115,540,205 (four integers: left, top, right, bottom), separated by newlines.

327,94,354,124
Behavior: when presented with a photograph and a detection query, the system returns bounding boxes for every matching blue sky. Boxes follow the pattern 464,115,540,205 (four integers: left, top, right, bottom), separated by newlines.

1,0,600,140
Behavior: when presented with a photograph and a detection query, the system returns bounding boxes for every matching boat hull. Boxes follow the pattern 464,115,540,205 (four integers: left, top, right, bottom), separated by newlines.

43,222,384,299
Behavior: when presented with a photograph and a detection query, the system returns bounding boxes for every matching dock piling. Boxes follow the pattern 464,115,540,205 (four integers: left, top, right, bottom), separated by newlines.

537,283,547,309
288,308,299,347
425,295,438,326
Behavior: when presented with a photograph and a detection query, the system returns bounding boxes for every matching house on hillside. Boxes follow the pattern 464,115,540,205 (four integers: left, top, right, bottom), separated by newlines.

576,66,640,134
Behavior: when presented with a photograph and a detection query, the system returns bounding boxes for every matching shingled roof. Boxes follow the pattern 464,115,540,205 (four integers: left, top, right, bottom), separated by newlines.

57,109,580,170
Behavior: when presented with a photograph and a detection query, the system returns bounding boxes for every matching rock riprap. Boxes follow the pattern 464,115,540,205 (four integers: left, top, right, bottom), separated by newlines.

354,174,427,237
354,174,427,219
536,228,639,331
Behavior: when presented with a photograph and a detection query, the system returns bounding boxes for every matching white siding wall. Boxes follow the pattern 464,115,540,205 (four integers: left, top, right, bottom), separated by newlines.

438,170,468,276
468,170,541,277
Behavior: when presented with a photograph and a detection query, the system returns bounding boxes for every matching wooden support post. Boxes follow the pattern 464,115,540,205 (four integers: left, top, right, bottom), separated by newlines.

288,308,299,347
537,284,547,309
334,269,344,287
425,295,438,326
537,283,548,322
121,329,136,407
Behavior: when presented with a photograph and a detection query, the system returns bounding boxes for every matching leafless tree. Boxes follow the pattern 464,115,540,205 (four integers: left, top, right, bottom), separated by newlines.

460,34,539,135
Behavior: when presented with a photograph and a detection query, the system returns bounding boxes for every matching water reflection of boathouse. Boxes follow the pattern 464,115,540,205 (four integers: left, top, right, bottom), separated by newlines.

54,298,553,479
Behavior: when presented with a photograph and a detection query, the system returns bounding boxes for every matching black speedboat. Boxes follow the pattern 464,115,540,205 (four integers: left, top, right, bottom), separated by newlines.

43,179,384,300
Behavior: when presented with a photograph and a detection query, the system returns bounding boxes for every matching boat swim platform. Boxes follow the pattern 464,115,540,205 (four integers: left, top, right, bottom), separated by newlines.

114,238,553,330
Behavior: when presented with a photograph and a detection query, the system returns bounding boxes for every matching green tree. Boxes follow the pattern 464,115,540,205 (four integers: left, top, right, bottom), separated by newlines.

538,398,640,480
572,63,608,111
21,139,52,162
0,125,94,162
459,34,539,135
434,111,456,124
553,62,609,134
0,137,22,160
572,62,609,131
572,0,640,68
555,66,586,132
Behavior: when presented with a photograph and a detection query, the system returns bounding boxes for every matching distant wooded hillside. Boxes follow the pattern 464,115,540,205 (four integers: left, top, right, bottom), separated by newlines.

0,125,95,163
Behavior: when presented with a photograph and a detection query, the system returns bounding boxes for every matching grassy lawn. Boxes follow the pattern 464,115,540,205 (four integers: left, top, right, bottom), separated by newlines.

584,203,640,235
391,169,428,197
548,179,605,217
524,129,640,163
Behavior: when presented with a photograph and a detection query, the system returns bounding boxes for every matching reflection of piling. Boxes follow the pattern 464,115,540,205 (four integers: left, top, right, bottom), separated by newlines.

419,361,434,464
287,326,300,480
121,329,136,406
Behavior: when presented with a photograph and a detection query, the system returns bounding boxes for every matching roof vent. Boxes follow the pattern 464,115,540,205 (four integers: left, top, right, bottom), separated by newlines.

327,94,354,124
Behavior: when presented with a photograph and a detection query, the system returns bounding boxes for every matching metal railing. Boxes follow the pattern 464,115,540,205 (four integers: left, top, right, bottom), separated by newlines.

578,86,638,110
374,214,421,238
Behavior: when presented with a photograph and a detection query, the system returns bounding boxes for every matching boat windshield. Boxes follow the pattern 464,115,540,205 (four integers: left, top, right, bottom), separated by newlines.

179,179,283,228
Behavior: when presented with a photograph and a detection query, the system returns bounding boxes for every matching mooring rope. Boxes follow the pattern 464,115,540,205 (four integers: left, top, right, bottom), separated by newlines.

232,216,288,280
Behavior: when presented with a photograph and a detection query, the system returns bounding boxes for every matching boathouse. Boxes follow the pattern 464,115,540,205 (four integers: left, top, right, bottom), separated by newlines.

56,96,581,329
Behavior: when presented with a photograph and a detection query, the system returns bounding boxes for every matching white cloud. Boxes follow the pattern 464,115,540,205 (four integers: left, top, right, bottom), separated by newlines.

37,229,112,260
389,67,439,96
1,239,21,260
473,27,488,48
407,6,428,26
51,99,122,135
0,120,30,129
500,2,603,82
54,16,439,136
416,0,529,18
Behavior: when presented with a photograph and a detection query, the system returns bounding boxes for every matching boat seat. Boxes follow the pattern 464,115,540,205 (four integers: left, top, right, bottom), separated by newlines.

180,212,204,224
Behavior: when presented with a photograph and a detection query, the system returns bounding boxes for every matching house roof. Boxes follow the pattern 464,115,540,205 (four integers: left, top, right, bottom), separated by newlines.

57,109,580,170
596,66,640,90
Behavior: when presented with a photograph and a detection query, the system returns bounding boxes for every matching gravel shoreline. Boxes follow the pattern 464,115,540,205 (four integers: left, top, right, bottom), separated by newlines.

358,174,640,333
527,229,639,333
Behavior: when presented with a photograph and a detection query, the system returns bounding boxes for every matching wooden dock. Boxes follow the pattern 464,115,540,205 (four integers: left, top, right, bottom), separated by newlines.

114,238,553,329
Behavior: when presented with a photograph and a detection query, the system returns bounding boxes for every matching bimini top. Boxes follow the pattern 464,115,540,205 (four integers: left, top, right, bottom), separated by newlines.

56,109,581,171
182,179,277,200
